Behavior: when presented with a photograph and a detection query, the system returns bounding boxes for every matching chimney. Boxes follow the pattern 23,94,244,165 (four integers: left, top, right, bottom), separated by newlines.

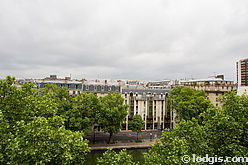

50,75,57,79
216,75,224,80
65,77,71,81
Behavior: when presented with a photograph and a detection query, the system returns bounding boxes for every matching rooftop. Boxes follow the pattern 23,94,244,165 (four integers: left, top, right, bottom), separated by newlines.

181,78,233,83
122,88,170,94
35,80,82,84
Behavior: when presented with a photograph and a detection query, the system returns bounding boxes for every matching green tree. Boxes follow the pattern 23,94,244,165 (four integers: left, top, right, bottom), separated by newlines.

0,76,58,130
0,110,12,163
0,76,90,164
97,93,128,143
38,84,101,134
97,148,138,165
202,91,248,157
145,133,190,165
145,91,248,164
129,114,144,141
65,92,101,132
145,120,210,164
167,86,213,122
220,91,248,149
38,83,72,119
5,116,90,164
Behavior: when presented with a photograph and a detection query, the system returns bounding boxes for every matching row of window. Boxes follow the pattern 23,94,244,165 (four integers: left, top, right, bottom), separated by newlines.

124,93,165,98
185,81,233,86
194,86,234,90
125,100,164,108
72,91,81,95
84,85,119,92
41,83,81,89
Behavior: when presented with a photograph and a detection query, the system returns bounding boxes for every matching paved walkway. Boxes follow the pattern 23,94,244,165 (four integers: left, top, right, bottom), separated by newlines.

89,139,157,151
85,130,162,150
85,130,162,143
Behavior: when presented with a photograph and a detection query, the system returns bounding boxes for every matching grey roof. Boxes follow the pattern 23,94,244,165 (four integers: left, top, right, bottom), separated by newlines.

36,80,82,84
239,58,248,62
180,78,233,83
122,88,171,94
82,84,121,93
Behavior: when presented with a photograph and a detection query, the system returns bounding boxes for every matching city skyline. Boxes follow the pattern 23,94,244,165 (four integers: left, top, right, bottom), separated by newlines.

1,0,248,81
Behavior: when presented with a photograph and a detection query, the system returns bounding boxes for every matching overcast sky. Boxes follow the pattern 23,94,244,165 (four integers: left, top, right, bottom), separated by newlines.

0,0,248,81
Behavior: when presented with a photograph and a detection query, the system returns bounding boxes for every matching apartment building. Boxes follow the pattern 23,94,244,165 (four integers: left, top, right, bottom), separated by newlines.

82,79,121,97
35,75,172,130
37,80,82,95
180,75,236,107
237,59,248,95
146,80,173,90
122,89,171,130
34,75,81,95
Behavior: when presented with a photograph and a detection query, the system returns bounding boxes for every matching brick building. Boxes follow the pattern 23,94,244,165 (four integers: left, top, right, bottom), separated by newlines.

237,59,248,95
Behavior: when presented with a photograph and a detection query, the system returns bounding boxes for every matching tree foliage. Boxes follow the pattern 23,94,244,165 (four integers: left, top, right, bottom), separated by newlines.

204,91,248,157
97,148,138,165
167,86,213,122
0,76,90,164
0,76,57,128
145,134,190,165
5,116,90,164
145,91,248,164
65,93,101,132
38,83,73,119
97,93,129,143
129,114,144,141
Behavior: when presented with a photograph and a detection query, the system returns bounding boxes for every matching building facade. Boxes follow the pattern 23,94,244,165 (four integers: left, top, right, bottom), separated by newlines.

82,80,121,97
146,80,173,90
122,89,171,130
37,80,83,95
35,75,172,130
180,75,236,107
237,59,248,95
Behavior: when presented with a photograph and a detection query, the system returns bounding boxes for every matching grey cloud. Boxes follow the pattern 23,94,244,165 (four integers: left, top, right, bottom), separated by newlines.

1,0,248,81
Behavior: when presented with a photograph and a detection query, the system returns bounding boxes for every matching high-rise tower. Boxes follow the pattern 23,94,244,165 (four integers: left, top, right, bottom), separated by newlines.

237,58,248,95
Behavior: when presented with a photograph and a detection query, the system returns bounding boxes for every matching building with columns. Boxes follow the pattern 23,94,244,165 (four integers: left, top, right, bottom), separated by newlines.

121,89,171,130
34,75,173,131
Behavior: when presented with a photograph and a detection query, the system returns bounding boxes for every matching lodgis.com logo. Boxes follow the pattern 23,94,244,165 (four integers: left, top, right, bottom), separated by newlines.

181,155,191,163
182,154,248,164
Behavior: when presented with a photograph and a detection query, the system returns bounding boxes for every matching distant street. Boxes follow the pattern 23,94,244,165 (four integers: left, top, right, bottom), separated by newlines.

85,130,163,144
